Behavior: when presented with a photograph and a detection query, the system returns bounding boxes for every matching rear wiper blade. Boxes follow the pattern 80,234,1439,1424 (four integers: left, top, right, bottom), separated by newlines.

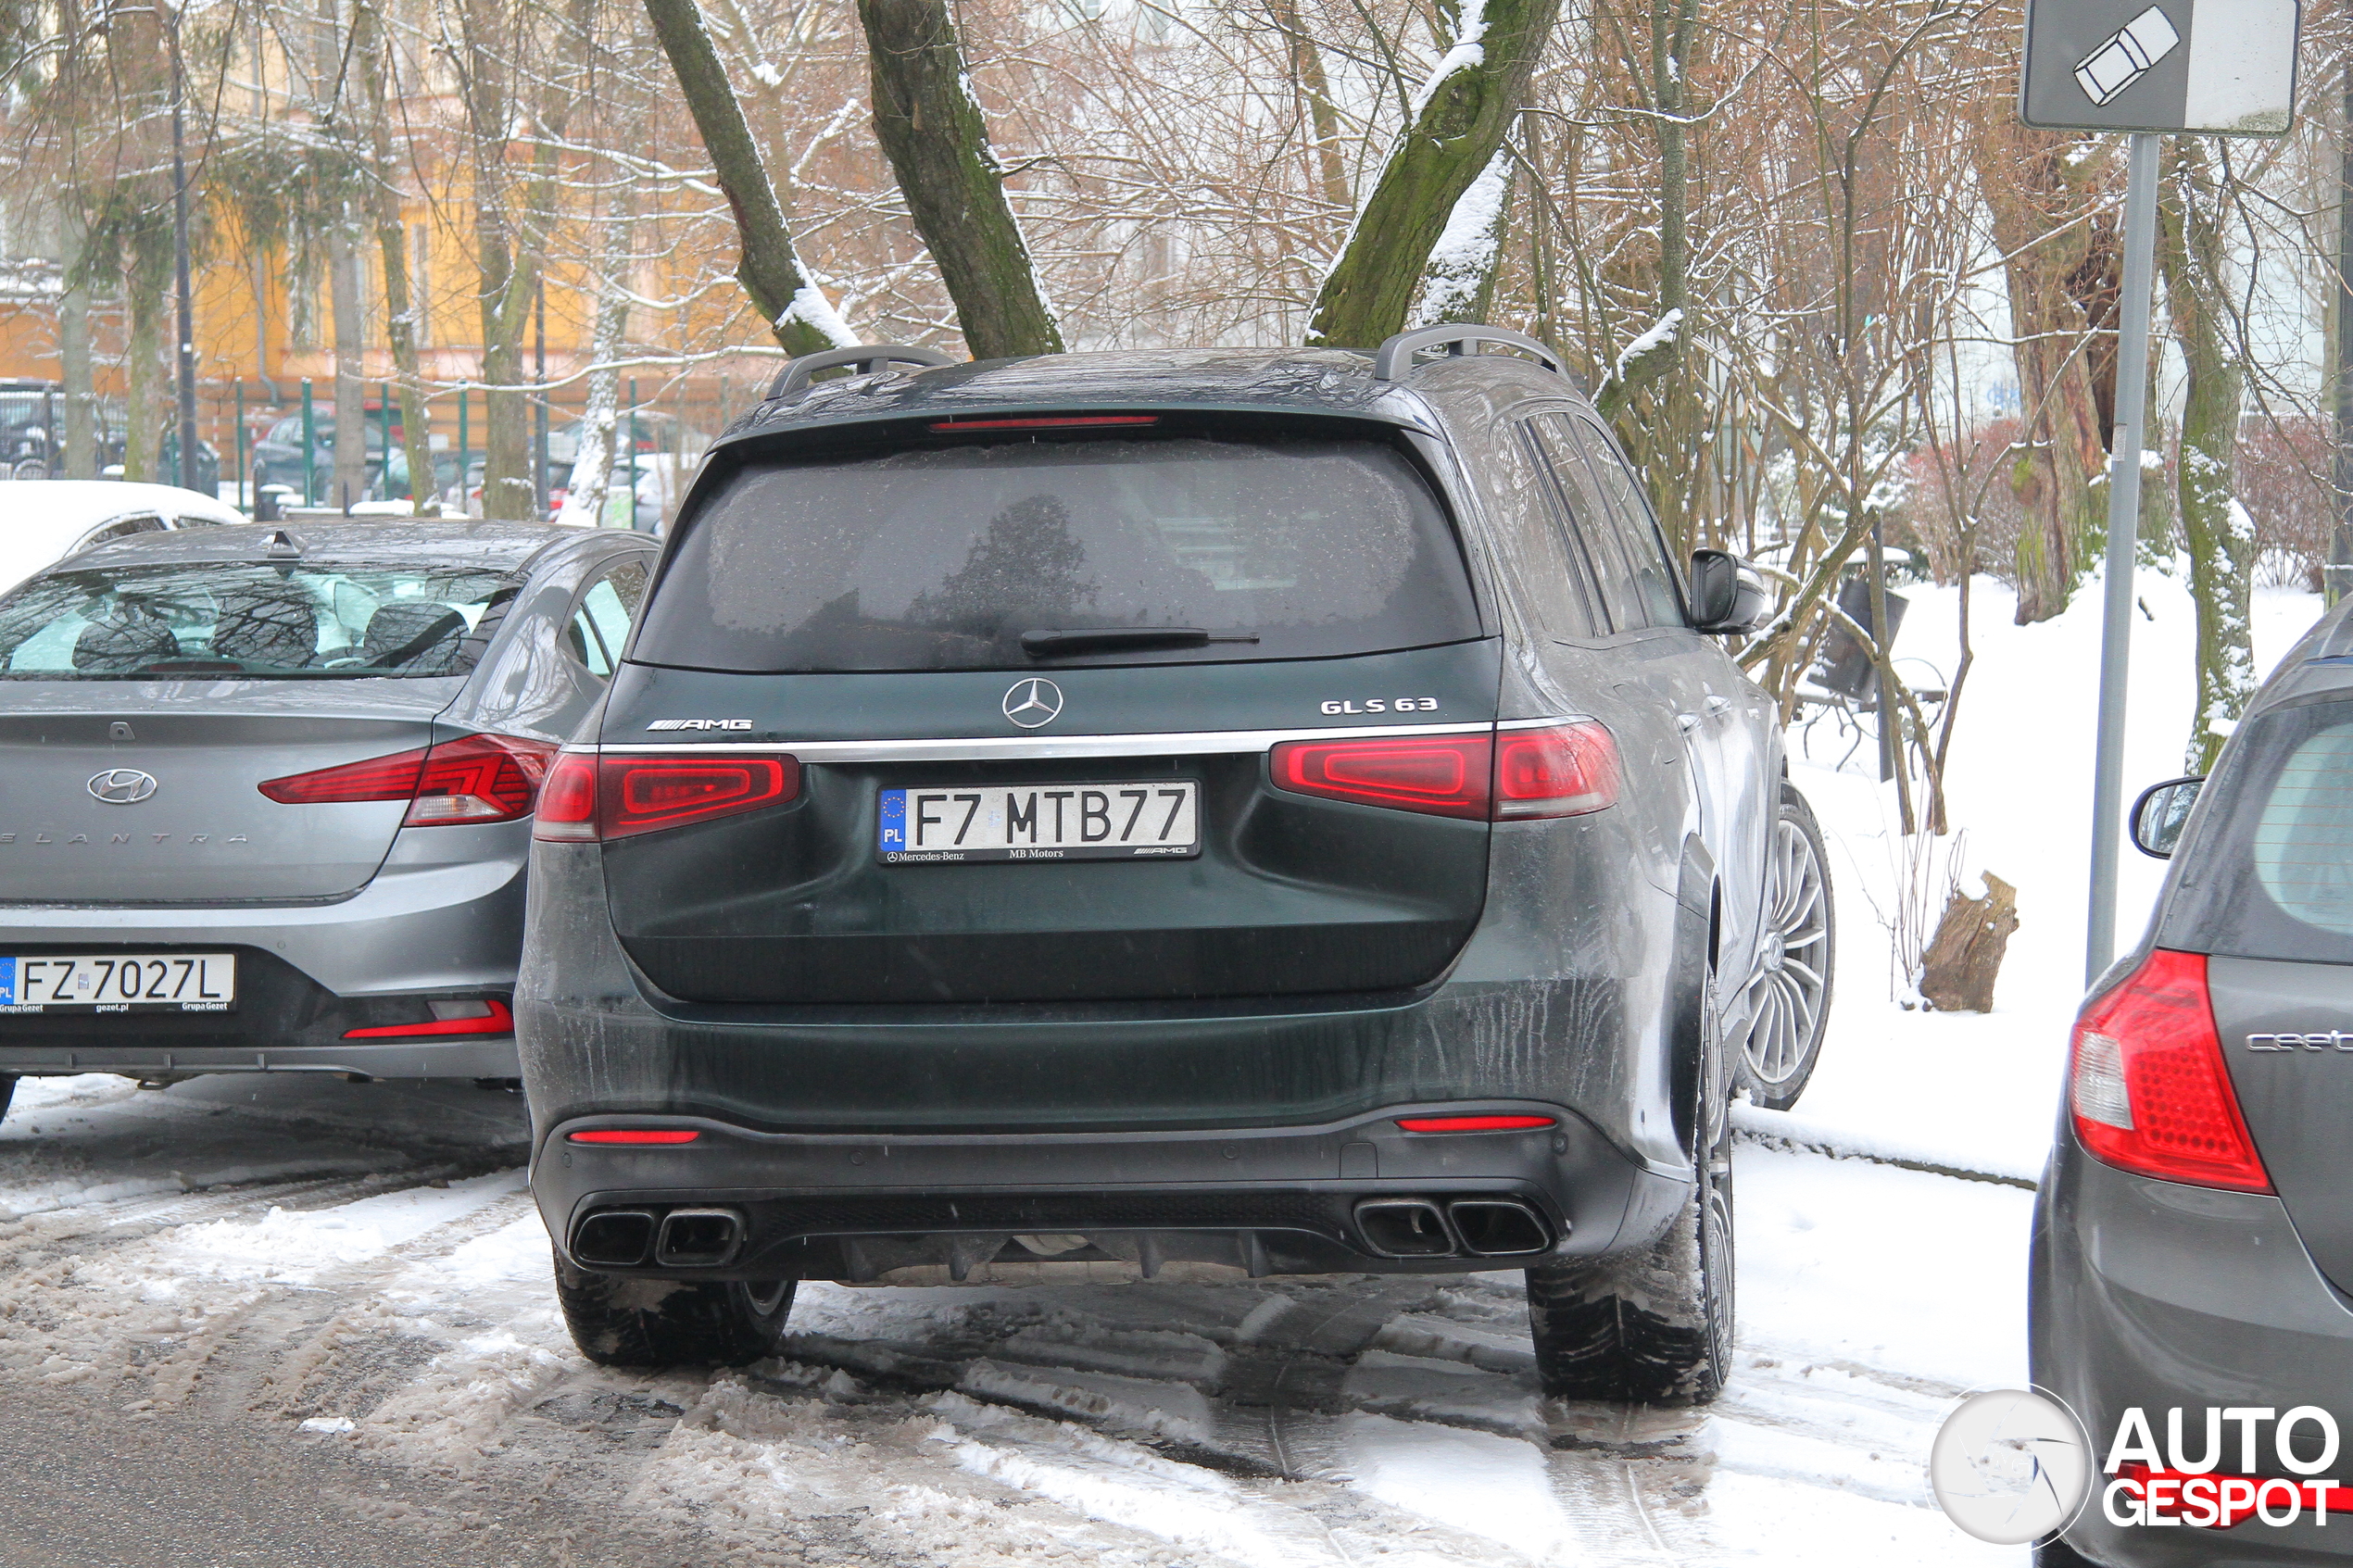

1020,626,1261,658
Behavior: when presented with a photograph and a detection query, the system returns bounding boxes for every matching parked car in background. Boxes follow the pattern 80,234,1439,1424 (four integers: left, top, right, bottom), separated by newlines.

250,408,399,502
0,481,245,596
0,381,220,494
521,333,1830,1392
0,521,658,1123
2034,596,2353,1566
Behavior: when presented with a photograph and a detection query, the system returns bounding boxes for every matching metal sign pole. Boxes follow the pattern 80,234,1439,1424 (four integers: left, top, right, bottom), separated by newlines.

2085,131,2162,985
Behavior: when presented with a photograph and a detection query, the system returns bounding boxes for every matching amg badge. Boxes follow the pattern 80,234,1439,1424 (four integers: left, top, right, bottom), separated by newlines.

646,719,753,732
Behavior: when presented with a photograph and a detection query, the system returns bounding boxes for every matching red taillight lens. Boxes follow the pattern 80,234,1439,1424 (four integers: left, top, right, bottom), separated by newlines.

344,998,513,1039
1494,723,1619,818
1269,723,1620,822
1396,1114,1557,1133
532,754,800,842
259,734,557,826
566,1128,700,1145
1271,733,1492,819
2070,948,2271,1192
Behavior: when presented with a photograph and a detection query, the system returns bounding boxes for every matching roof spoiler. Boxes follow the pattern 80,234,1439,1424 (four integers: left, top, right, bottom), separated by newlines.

1371,326,1566,383
769,345,958,404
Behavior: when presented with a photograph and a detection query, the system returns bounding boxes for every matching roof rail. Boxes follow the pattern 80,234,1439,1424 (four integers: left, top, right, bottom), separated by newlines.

1370,326,1566,383
769,344,957,403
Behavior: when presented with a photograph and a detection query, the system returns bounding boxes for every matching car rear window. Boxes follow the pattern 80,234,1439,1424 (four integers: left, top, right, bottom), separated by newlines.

2165,696,2353,962
0,561,516,680
631,434,1479,671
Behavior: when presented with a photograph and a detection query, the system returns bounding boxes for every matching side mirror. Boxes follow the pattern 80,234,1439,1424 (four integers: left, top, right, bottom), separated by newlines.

1688,549,1774,634
2129,775,2205,859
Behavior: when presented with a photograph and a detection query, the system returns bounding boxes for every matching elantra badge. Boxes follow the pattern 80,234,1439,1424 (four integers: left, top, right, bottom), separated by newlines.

87,769,158,804
1002,678,1064,729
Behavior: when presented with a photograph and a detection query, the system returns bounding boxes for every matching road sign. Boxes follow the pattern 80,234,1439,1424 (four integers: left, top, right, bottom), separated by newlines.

2021,0,2299,135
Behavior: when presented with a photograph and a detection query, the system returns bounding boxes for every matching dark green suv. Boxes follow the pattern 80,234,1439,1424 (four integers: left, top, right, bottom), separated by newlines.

519,330,1833,1403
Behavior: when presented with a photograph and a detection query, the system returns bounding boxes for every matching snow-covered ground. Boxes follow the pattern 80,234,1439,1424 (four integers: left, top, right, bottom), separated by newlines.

0,567,2321,1564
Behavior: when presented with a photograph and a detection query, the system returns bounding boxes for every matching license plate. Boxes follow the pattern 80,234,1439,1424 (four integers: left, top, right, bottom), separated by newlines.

878,782,1201,863
0,953,237,1013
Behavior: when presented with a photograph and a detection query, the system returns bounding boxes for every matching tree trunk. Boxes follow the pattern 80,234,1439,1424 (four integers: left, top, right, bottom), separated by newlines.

1306,0,1564,347
60,209,96,480
1267,0,1352,217
559,207,634,530
859,0,1062,359
359,0,440,516
2158,137,2257,774
123,283,162,483
1595,0,1698,420
1969,116,2115,625
456,0,536,521
642,0,849,356
1918,873,2019,1013
329,223,367,509
1411,149,1511,326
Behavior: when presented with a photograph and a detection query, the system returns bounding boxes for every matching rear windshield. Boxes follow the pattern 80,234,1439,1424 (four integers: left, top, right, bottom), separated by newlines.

2166,696,2353,962
0,561,515,680
631,435,1480,671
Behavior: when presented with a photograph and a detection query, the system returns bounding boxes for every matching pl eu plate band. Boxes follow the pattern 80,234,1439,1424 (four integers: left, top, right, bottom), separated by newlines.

582,717,1573,764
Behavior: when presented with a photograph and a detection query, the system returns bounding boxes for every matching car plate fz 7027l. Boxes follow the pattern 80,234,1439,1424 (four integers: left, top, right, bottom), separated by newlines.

878,781,1201,863
0,952,237,1013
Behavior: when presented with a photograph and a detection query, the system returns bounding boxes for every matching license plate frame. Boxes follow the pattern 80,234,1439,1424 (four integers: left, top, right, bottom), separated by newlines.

0,952,238,1014
878,781,1202,864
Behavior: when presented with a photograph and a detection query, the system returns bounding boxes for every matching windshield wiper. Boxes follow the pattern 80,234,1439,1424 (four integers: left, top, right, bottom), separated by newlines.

1020,626,1261,658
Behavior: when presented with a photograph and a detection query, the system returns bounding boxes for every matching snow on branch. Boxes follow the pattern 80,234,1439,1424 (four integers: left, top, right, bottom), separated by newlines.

1410,149,1510,327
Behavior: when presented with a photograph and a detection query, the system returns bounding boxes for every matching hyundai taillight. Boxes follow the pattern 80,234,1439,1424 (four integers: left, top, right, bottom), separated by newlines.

2070,948,2271,1192
1396,1114,1558,1133
532,754,799,842
344,998,513,1039
258,734,557,826
1268,722,1618,822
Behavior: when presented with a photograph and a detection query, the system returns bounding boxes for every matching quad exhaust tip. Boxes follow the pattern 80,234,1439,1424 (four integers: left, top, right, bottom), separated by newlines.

1354,1197,1554,1259
571,1207,747,1269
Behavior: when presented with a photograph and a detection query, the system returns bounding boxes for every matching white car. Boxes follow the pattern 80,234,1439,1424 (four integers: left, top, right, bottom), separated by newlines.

0,482,246,596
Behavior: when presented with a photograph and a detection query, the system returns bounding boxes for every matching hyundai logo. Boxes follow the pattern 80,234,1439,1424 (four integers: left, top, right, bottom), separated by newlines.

1001,678,1064,729
88,769,158,805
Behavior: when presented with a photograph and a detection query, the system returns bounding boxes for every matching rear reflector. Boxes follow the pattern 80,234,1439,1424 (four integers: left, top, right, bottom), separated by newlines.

259,734,557,827
1269,722,1618,822
1396,1114,1558,1133
344,997,513,1040
567,1128,700,1146
2070,948,2271,1192
534,754,799,841
928,416,1160,433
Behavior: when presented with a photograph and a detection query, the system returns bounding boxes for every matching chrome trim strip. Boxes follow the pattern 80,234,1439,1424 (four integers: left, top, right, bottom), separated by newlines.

588,718,1534,762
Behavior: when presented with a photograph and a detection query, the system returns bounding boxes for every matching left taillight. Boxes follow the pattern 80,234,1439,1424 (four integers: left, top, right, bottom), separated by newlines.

258,734,558,826
1268,722,1619,822
533,753,800,842
2070,947,2272,1193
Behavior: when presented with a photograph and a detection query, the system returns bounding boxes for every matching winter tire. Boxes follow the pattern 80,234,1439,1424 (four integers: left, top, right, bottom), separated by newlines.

1733,781,1834,1111
553,1255,797,1368
1527,998,1734,1405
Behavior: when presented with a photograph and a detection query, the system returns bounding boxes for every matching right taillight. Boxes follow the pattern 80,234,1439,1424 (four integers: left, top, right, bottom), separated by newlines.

2070,947,2271,1192
1268,722,1618,822
532,753,799,842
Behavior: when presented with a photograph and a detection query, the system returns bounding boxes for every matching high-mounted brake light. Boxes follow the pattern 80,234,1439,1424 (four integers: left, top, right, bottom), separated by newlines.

259,734,557,826
927,416,1160,433
2070,948,2271,1192
1269,722,1618,822
567,1128,700,1146
533,754,799,842
345,998,513,1040
1396,1114,1557,1133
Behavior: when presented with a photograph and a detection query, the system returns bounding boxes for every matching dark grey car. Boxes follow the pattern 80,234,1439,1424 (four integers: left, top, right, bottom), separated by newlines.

520,332,1834,1397
2035,597,2353,1564
0,521,657,1110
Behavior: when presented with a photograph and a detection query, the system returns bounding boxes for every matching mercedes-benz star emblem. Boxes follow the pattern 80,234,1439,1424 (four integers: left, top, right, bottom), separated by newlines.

1002,677,1064,729
88,768,158,805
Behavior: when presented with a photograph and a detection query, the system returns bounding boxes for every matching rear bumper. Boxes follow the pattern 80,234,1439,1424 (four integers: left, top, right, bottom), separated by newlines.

2032,1125,2353,1564
534,1100,1685,1283
0,829,527,1080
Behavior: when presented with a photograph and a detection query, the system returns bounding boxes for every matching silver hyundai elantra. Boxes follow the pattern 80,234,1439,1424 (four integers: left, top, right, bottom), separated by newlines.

0,520,656,1117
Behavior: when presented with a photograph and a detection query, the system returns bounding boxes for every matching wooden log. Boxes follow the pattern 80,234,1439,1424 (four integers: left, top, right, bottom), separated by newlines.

1919,873,2020,1013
